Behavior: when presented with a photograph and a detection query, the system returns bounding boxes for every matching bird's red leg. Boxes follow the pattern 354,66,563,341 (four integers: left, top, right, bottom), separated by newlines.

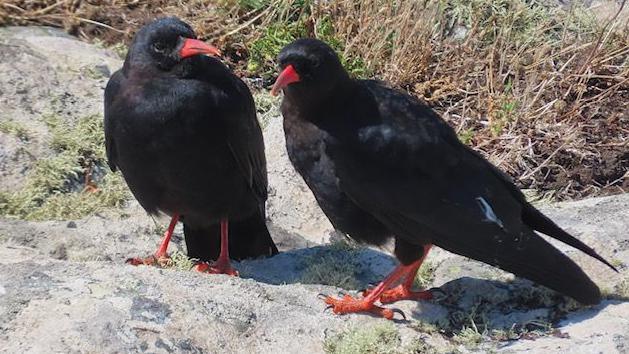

194,218,239,276
369,245,435,304
322,264,410,320
127,214,179,266
154,214,179,259
82,164,99,193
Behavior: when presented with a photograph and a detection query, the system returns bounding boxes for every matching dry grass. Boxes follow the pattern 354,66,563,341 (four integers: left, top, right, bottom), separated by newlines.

320,0,628,200
0,0,308,71
1,0,627,200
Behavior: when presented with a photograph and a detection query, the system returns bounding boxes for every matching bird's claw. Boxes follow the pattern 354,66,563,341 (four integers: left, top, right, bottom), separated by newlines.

428,287,447,300
358,284,375,293
319,294,397,320
126,255,161,266
391,308,407,321
428,287,445,295
195,261,239,276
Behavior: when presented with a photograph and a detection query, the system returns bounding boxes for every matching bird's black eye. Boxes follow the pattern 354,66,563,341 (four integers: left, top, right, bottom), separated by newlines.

152,42,166,53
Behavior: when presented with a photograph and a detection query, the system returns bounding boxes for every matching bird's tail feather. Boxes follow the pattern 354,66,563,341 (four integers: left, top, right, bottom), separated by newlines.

183,209,278,262
492,229,602,305
522,204,617,272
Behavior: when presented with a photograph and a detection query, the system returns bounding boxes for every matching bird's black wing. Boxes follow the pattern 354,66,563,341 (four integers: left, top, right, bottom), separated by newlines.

194,57,268,203
103,70,123,172
328,82,610,304
465,147,617,271
222,75,268,203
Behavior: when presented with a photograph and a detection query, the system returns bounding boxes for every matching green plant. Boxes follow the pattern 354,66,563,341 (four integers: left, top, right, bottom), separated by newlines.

253,91,280,129
314,15,370,77
164,251,197,271
21,173,128,220
323,323,401,354
0,120,30,141
0,114,129,220
453,326,483,348
299,241,364,289
110,42,128,59
237,0,272,11
247,22,307,75
413,260,437,289
457,128,475,145
489,96,518,137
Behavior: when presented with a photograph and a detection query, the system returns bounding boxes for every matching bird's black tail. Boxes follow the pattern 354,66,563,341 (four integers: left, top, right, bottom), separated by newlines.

494,227,603,305
522,204,617,272
183,208,278,262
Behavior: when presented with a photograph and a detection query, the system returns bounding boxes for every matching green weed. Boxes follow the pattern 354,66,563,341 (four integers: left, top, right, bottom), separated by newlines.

0,114,129,220
413,260,437,289
0,120,30,141
457,128,475,145
299,241,363,289
164,251,197,271
247,22,307,75
324,323,401,354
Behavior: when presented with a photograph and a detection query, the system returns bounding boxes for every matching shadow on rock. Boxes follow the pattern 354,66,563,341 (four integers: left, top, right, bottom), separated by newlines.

237,244,397,287
406,275,614,340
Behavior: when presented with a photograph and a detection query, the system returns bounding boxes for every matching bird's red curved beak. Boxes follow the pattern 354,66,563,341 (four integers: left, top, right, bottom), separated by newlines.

271,65,301,96
179,38,221,59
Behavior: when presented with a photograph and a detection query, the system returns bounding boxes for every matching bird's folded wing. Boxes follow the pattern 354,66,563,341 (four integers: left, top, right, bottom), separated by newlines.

103,70,123,172
332,129,603,303
224,85,268,202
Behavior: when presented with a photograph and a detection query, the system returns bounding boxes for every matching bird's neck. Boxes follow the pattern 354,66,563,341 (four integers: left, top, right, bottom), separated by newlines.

292,80,379,136
122,58,199,80
286,79,352,115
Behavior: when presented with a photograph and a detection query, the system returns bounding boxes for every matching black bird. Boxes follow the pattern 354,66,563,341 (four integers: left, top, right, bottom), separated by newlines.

104,17,277,275
272,38,616,319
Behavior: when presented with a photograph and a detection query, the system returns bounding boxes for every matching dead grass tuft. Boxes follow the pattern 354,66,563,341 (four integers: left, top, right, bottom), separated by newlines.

319,0,628,200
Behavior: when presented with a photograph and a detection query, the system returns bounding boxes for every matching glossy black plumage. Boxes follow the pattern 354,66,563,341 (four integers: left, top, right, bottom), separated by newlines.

278,38,615,305
104,17,277,261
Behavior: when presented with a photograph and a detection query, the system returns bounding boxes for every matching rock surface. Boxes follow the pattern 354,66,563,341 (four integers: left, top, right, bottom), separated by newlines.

1,26,628,353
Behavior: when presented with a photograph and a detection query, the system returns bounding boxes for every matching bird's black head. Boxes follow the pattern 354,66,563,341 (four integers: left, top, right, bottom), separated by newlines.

271,38,349,99
125,17,220,72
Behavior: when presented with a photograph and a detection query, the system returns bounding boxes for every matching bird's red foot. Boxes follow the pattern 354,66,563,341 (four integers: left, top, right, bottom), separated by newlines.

126,254,171,267
362,285,434,304
194,259,239,276
323,294,402,320
82,165,99,193
82,185,99,193
127,214,179,268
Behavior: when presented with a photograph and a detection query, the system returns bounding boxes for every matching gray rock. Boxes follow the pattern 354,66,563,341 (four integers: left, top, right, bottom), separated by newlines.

0,26,120,193
0,196,628,353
